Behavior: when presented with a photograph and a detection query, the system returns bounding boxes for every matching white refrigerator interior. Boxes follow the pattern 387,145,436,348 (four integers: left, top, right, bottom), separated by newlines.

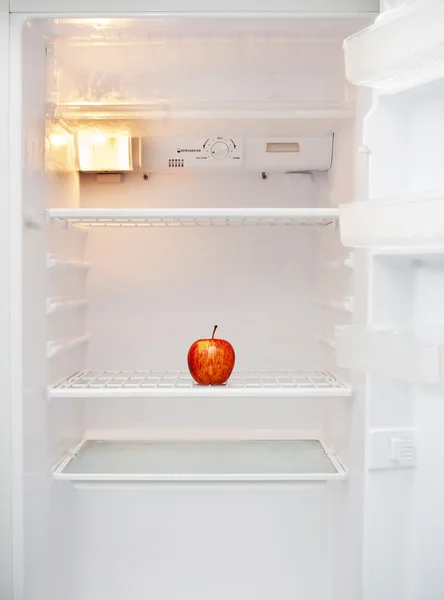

8,3,444,600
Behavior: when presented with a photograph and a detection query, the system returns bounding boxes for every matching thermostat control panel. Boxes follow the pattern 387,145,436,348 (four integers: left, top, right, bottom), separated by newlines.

144,137,243,171
142,135,333,173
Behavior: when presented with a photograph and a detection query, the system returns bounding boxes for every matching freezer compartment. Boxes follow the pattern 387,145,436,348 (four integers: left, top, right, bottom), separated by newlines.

336,325,444,384
344,0,444,94
53,437,347,485
45,16,367,121
339,190,444,249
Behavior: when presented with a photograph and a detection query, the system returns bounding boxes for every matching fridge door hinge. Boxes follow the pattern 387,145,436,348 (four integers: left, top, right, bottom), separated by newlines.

369,428,417,470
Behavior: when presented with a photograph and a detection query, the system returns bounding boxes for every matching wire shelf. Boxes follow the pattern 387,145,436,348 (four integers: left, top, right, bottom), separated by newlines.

50,369,351,398
48,208,338,228
53,438,347,485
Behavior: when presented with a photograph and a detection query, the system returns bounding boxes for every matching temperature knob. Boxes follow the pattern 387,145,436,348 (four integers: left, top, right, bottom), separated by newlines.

210,141,229,160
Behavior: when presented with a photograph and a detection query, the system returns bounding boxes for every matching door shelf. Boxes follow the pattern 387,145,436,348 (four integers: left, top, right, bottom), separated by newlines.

339,191,444,249
52,438,347,486
344,0,444,94
49,369,351,399
48,208,339,228
336,325,444,384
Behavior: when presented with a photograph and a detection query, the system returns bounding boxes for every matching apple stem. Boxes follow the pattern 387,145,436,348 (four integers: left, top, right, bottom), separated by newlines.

212,325,218,339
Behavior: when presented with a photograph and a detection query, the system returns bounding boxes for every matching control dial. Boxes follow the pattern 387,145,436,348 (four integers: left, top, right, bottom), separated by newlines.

210,141,229,160
204,137,236,161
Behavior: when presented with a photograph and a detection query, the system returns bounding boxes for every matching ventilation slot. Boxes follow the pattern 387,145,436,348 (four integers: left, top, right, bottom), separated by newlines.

168,159,184,168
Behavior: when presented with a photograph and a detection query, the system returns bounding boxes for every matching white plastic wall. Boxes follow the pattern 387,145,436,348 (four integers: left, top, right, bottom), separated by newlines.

10,17,85,600
317,88,373,600
0,2,12,599
75,169,353,600
79,172,324,434
74,485,334,600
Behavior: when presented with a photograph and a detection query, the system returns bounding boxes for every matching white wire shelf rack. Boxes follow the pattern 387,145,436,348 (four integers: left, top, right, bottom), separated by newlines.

49,369,351,399
47,208,339,228
52,437,347,485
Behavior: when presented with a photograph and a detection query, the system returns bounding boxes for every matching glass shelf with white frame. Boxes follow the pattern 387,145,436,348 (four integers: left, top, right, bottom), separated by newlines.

48,207,339,228
344,0,444,94
52,437,347,486
49,369,351,399
336,325,444,385
339,190,444,250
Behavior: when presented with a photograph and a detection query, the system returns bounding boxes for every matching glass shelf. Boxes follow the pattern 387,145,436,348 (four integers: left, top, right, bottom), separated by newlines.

48,208,339,228
53,438,346,484
49,369,351,399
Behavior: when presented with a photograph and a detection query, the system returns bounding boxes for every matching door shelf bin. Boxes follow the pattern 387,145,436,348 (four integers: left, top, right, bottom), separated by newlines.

335,325,444,384
344,0,444,94
53,438,347,486
339,191,444,249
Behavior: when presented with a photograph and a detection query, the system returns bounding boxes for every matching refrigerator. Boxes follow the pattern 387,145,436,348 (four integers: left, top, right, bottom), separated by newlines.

2,0,444,599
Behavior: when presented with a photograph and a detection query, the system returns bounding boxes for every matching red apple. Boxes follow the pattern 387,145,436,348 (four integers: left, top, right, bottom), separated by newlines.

187,325,235,386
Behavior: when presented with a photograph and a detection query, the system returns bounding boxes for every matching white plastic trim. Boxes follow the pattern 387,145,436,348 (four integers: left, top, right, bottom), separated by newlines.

46,253,90,270
46,334,91,359
317,336,338,351
46,297,90,315
318,297,354,313
53,106,355,122
321,253,355,269
48,207,339,228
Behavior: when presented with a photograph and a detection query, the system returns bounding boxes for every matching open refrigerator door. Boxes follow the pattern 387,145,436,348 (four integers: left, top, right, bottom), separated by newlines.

340,2,444,598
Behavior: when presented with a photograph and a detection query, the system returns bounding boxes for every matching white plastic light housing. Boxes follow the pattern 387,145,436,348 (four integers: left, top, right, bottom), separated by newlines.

76,132,133,172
